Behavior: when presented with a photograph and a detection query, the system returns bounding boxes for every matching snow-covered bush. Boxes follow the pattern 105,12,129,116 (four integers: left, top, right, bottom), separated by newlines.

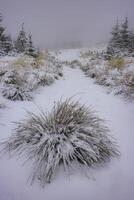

80,55,134,100
80,50,93,58
117,71,134,99
0,69,7,77
31,52,45,68
1,70,32,101
123,71,134,87
0,99,119,187
0,69,7,82
2,85,32,101
69,60,82,68
3,70,22,85
80,61,106,81
37,73,55,86
11,56,32,68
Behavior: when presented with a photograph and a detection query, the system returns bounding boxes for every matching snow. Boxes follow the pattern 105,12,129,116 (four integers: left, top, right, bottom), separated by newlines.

0,62,134,200
57,49,81,62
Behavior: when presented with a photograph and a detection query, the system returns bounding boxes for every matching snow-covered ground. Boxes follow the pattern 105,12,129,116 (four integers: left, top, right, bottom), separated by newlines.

0,65,134,200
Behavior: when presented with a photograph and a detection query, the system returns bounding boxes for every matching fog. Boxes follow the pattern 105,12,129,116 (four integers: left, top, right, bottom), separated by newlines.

0,0,134,49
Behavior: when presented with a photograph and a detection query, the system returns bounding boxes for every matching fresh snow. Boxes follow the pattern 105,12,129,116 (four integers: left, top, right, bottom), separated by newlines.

0,64,134,200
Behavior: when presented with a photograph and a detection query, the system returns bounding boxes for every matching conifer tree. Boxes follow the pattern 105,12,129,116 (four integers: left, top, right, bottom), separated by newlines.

107,17,134,57
120,17,129,50
0,13,6,55
0,13,13,55
15,23,28,53
26,34,37,57
107,20,121,56
2,34,13,53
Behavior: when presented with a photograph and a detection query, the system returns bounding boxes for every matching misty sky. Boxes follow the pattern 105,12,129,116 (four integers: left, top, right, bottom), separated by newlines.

0,0,134,49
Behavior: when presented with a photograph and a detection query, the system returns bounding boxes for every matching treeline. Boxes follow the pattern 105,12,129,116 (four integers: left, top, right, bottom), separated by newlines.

107,17,134,57
0,13,39,57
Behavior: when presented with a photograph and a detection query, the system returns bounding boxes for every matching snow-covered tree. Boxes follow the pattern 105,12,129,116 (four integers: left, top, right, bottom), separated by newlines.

2,34,13,53
107,17,134,57
0,13,13,55
120,17,129,51
107,20,121,56
0,13,7,55
15,23,28,53
110,20,121,48
25,34,38,57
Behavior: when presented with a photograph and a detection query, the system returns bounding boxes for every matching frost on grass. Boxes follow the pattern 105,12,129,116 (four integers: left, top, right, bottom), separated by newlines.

0,99,119,187
0,52,63,101
1,71,32,101
33,71,55,86
80,57,134,100
2,85,32,101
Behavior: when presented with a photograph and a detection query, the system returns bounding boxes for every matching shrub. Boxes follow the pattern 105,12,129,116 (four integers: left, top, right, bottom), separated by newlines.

69,60,82,68
123,72,134,87
58,72,63,77
37,74,55,86
0,99,119,187
107,57,125,69
2,85,32,101
121,72,134,99
80,50,93,58
1,70,33,101
3,70,22,85
0,70,7,77
11,56,31,68
31,52,45,68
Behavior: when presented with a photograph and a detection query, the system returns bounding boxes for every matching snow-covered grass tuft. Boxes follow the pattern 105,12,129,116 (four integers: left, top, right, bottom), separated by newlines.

0,99,119,187
1,70,33,101
107,57,125,70
31,52,45,68
2,85,32,101
11,56,32,68
35,72,55,86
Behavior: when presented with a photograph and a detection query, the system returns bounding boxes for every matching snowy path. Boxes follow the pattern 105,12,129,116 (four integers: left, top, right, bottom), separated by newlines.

0,67,134,200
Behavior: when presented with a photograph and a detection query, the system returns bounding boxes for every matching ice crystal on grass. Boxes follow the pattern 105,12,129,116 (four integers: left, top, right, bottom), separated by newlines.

0,99,119,187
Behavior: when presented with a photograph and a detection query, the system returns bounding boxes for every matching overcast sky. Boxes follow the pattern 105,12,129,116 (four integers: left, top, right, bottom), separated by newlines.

0,0,134,49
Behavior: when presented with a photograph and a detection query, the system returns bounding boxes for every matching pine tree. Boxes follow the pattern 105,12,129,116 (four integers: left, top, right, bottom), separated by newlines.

107,20,121,56
0,13,6,55
26,34,38,57
0,13,13,55
120,17,129,51
2,34,13,53
107,17,134,57
15,23,28,53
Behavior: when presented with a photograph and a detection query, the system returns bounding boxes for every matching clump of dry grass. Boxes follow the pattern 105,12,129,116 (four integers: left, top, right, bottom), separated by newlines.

120,72,134,99
11,56,31,68
107,57,125,69
2,71,32,101
37,74,55,86
0,99,119,187
31,52,46,68
69,60,82,68
2,85,32,101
